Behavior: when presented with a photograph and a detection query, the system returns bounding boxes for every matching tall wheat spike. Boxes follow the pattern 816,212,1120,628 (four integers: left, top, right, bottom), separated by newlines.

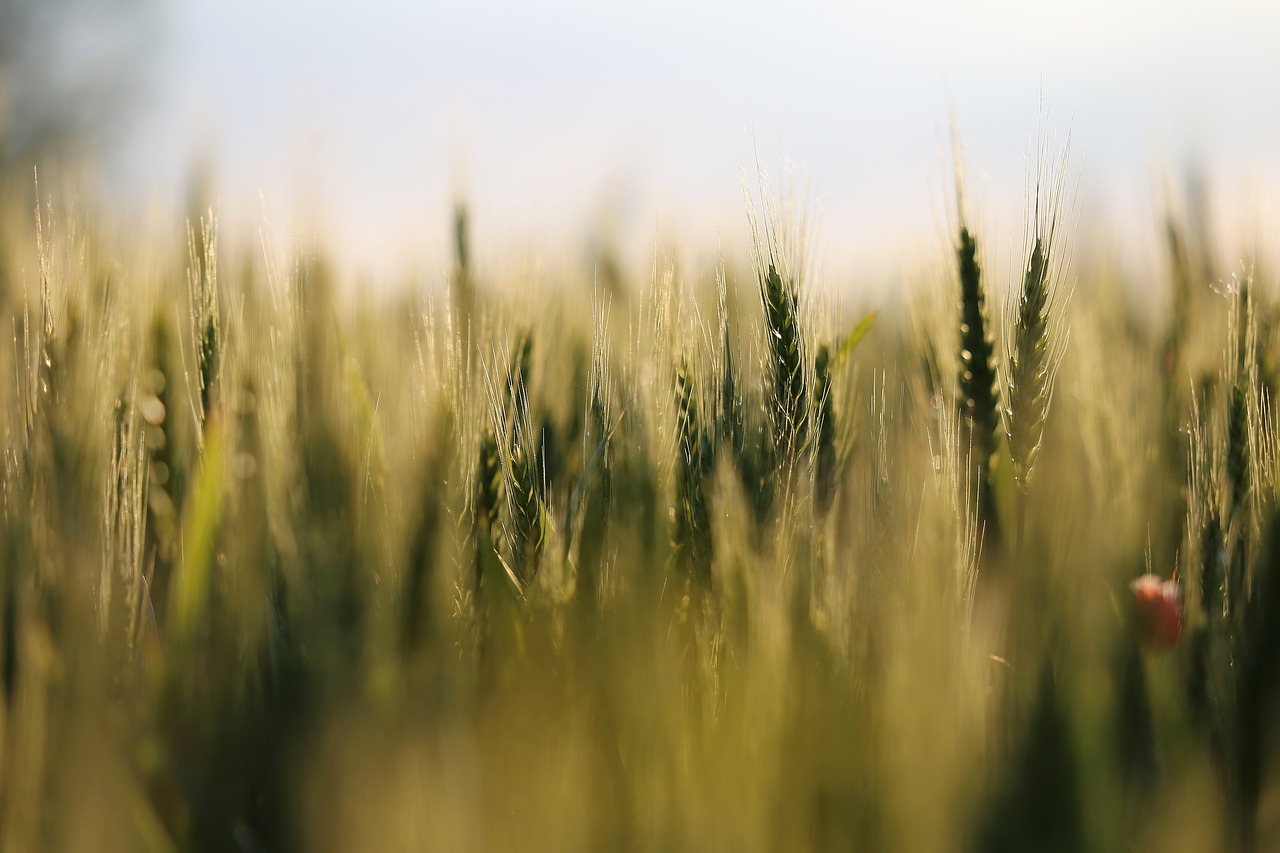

718,323,744,464
813,343,837,517
1225,274,1257,539
673,355,712,584
187,212,220,428
474,426,503,597
956,220,1002,550
760,262,809,465
500,340,544,587
1002,136,1072,492
501,440,543,592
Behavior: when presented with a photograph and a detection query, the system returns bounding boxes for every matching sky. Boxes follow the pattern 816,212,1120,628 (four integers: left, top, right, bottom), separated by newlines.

111,0,1280,287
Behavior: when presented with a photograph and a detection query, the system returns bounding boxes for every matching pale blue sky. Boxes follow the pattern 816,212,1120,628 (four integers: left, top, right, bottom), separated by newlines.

117,0,1280,285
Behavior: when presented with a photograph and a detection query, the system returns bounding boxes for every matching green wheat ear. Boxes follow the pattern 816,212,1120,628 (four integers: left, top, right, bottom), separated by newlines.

1003,153,1072,496
1004,236,1052,490
672,355,712,585
718,324,744,463
187,213,220,427
760,262,809,465
957,226,999,470
956,224,1001,542
1225,279,1257,538
998,132,1074,496
813,344,837,517
474,426,503,599
498,333,545,587
504,429,544,586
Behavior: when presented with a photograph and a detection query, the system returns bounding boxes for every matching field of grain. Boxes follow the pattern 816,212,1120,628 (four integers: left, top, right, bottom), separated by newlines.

0,134,1277,853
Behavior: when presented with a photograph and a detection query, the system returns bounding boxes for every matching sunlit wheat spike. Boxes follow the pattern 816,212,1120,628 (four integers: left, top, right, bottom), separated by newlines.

1002,133,1073,492
494,343,544,586
1225,273,1259,537
504,429,544,585
186,211,220,430
1004,237,1052,489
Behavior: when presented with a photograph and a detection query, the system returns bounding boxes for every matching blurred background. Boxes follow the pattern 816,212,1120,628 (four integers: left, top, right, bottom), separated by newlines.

3,0,1280,286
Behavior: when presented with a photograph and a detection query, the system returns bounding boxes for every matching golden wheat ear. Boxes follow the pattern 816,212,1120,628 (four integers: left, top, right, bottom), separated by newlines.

1002,134,1074,494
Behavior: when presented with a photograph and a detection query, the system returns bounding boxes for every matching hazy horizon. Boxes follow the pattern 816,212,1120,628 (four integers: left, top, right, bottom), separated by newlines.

89,0,1280,287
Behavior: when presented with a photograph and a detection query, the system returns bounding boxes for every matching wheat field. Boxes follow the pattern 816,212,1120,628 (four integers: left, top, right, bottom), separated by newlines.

0,137,1276,853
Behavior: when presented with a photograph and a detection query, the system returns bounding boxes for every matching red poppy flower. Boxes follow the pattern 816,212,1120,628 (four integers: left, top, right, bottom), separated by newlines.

1129,573,1182,648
